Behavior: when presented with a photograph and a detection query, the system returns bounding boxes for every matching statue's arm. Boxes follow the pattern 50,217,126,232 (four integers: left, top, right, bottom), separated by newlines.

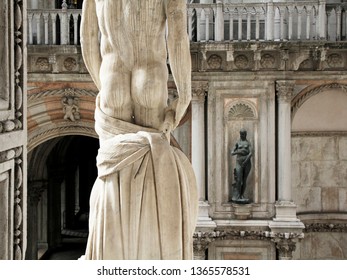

166,0,192,128
81,0,102,90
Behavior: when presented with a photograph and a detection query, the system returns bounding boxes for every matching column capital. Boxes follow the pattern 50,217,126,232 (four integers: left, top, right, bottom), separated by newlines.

192,82,209,102
28,180,48,205
276,80,295,103
193,231,216,260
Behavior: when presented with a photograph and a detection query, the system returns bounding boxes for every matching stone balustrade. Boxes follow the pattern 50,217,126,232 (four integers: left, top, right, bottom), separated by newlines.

28,8,81,45
28,1,347,46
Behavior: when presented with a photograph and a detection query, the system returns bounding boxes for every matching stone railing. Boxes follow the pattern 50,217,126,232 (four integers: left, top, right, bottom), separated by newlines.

28,1,347,46
28,8,81,45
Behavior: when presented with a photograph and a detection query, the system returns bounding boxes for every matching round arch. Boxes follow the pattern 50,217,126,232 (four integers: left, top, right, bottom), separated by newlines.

27,87,99,152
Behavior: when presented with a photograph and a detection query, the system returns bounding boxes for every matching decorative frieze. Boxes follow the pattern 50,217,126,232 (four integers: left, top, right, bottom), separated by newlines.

304,223,347,233
28,88,98,103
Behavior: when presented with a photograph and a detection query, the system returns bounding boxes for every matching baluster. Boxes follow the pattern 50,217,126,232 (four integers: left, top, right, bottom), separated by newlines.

297,9,302,40
280,8,284,40
247,9,251,41
313,8,318,40
337,6,342,41
43,13,49,45
196,8,202,42
60,3,69,45
266,0,274,40
205,8,210,41
188,9,193,41
28,13,34,45
318,0,326,40
52,13,57,45
288,7,293,40
255,11,260,40
229,9,234,41
73,13,79,45
306,9,311,40
34,13,41,45
238,9,242,41
215,0,224,41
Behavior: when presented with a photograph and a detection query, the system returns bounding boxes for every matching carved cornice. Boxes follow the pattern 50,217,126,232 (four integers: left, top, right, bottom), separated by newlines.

276,80,295,103
304,223,347,233
292,131,347,137
194,230,304,241
291,83,347,117
28,88,98,103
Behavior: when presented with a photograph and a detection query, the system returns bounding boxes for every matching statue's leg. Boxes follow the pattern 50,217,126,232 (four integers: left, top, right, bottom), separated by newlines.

131,63,168,131
240,163,251,197
234,164,243,199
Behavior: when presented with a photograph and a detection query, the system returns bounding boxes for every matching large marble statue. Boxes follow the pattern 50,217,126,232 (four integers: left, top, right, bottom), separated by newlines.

80,0,198,259
231,129,252,204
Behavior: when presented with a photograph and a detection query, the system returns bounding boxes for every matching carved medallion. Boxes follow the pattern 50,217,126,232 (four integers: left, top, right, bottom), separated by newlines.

63,57,77,71
207,54,222,70
260,54,275,69
234,55,249,69
327,53,343,68
35,57,50,71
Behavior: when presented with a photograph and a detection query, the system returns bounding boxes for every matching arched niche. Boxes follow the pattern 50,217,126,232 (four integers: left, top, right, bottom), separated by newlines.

292,85,347,132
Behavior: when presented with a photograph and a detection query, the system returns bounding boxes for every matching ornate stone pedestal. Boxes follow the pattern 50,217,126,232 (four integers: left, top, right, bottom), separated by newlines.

232,203,252,220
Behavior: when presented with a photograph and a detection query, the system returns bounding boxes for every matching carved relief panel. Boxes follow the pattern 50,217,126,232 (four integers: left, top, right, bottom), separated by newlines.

0,0,27,260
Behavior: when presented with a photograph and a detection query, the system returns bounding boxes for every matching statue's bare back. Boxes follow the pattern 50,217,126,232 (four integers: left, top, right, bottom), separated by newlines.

81,0,191,133
96,0,168,130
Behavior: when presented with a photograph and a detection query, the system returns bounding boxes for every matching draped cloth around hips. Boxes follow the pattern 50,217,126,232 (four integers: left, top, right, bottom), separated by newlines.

84,96,198,259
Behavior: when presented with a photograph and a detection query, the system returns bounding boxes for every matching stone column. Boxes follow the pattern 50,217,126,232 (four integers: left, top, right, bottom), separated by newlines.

191,83,215,229
26,181,47,260
276,81,294,204
47,166,64,250
269,81,304,252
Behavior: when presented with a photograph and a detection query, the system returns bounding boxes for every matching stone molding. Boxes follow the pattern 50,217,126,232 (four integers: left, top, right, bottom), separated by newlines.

14,146,24,260
291,131,347,137
194,229,304,242
304,223,347,233
28,125,97,152
291,82,347,117
28,88,98,103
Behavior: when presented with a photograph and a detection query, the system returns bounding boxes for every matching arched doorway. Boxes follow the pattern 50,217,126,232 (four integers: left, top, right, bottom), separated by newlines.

27,135,99,260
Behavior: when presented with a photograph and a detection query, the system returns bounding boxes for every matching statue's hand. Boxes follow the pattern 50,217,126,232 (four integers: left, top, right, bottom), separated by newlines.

166,97,190,129
160,110,175,142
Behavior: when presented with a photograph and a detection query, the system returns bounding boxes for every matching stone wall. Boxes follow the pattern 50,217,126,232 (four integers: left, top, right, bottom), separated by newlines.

292,135,347,213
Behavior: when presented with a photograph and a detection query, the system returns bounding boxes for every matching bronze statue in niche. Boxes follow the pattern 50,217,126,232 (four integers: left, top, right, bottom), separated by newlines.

231,128,252,204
